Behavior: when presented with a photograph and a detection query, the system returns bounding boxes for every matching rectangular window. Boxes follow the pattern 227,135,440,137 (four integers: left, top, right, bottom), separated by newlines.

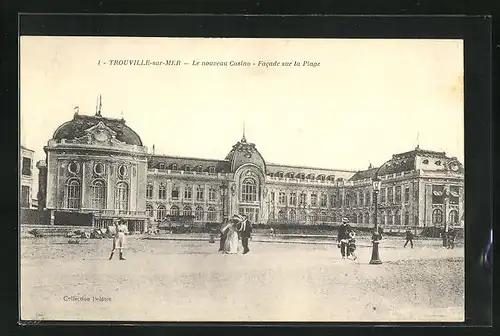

387,187,394,203
290,193,297,206
395,186,402,203
146,184,153,199
432,185,444,204
278,192,286,205
299,193,306,206
352,192,357,207
21,186,30,208
449,185,460,205
209,188,216,201
196,186,204,201
172,186,179,200
311,193,317,207
158,185,166,199
184,186,192,200
320,193,327,207
22,157,32,176
270,192,275,203
330,194,335,207
404,187,410,203
380,188,386,203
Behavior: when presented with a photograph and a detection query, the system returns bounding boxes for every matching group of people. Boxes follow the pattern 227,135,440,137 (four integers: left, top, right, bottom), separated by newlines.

337,217,358,260
218,214,253,254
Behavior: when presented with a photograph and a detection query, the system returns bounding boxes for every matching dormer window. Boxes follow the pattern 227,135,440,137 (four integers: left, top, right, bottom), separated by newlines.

435,161,442,166
318,175,326,181
159,163,166,170
184,165,191,171
208,166,215,173
288,173,295,178
277,172,284,178
422,159,429,164
269,173,274,177
307,174,315,180
195,165,203,172
171,163,178,170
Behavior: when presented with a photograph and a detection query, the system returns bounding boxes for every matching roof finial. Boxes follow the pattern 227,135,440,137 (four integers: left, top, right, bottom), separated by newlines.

241,121,246,142
96,94,102,117
152,144,155,155
73,106,79,117
415,132,420,149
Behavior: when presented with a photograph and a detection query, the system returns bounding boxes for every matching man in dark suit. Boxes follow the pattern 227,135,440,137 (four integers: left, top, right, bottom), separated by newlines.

404,228,414,248
238,215,253,254
337,217,352,259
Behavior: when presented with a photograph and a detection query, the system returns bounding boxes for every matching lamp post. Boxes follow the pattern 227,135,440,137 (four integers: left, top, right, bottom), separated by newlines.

370,175,383,265
220,183,228,223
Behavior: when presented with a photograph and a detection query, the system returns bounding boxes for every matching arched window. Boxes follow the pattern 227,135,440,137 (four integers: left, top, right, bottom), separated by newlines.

289,209,297,222
309,212,318,223
146,183,153,199
183,206,192,217
449,210,459,225
115,182,129,214
395,210,401,225
158,183,166,199
90,179,106,210
320,211,327,222
208,207,217,222
170,205,179,216
146,204,154,218
365,213,370,225
404,211,410,225
157,205,166,220
278,209,285,220
195,206,204,221
299,210,307,222
432,209,443,224
65,178,81,209
241,178,257,202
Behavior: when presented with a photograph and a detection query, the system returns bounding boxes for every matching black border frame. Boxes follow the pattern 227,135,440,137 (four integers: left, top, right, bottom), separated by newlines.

7,11,493,332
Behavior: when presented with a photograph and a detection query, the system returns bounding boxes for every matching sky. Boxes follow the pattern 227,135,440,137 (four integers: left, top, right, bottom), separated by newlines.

20,37,464,196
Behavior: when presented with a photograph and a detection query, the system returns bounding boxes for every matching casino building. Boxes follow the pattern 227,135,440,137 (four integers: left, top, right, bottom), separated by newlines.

36,105,464,232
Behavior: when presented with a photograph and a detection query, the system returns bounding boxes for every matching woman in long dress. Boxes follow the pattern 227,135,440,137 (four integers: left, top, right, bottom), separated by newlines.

222,221,239,254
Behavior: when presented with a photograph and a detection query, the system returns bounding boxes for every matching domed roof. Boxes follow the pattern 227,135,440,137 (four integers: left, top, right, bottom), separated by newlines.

52,113,143,146
225,135,266,173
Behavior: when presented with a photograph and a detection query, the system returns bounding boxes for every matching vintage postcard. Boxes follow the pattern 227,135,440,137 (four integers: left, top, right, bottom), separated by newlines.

20,37,464,322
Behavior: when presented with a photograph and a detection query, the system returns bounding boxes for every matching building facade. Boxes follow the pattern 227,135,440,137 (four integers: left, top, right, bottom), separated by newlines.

37,108,464,231
20,145,35,208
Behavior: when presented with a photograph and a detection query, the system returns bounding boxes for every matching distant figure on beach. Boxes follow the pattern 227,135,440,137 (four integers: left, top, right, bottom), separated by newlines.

337,217,352,260
109,219,127,260
404,228,414,248
447,226,456,249
269,227,275,237
347,229,357,260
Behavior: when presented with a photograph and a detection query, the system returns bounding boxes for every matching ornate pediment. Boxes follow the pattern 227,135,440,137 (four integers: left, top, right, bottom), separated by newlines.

63,121,127,147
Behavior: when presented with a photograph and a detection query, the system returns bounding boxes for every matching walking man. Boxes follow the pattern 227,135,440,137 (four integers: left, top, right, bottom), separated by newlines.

404,228,414,248
238,215,253,254
337,217,352,259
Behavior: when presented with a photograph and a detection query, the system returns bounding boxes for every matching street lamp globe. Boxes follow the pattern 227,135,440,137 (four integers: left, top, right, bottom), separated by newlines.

372,176,381,192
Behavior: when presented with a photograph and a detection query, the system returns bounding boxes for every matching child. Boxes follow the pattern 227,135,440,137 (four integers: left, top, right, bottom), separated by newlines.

347,230,357,260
